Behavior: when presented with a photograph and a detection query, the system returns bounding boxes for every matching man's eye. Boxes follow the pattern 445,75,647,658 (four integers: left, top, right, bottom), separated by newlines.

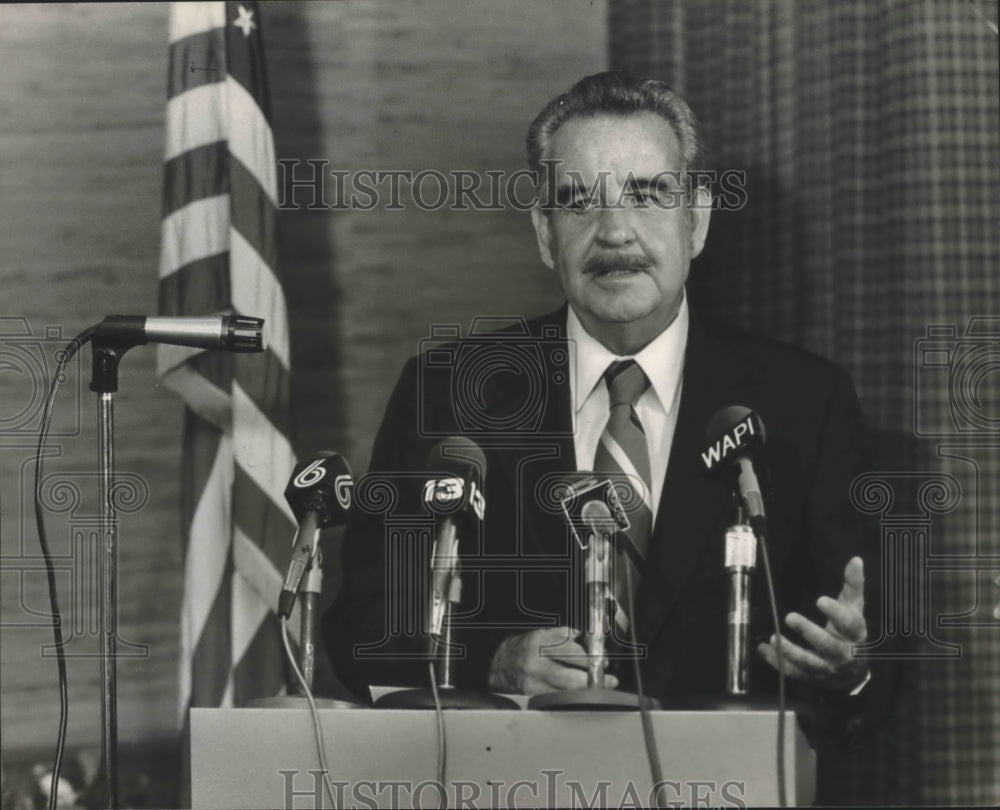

564,197,596,212
624,187,660,207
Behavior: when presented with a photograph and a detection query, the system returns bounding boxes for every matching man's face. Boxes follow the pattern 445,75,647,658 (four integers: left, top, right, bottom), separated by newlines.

531,112,711,352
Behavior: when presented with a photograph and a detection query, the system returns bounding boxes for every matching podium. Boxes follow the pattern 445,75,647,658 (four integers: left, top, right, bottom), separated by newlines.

190,706,814,808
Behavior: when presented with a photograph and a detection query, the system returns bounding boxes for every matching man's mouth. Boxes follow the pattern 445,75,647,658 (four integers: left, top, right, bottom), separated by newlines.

586,255,650,277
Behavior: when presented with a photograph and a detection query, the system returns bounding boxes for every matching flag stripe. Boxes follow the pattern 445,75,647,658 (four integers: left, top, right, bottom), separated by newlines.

179,422,233,711
181,411,222,523
164,83,228,162
231,383,296,521
230,230,289,368
230,157,277,263
159,252,230,316
169,1,226,44
232,606,285,706
160,196,230,277
163,143,229,217
235,352,292,436
230,568,274,662
227,82,277,203
232,471,295,575
167,28,226,98
186,559,233,707
186,351,234,395
232,525,286,612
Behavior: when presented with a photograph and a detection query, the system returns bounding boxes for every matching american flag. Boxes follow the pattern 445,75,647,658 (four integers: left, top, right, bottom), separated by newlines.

157,1,297,713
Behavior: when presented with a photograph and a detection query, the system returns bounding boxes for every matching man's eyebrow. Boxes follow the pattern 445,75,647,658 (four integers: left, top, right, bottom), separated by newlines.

623,173,684,192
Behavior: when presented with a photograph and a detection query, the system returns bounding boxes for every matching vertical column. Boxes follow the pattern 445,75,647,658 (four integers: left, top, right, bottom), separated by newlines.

850,472,962,658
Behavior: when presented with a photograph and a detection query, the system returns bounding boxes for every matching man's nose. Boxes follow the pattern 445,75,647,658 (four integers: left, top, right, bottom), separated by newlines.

594,203,635,246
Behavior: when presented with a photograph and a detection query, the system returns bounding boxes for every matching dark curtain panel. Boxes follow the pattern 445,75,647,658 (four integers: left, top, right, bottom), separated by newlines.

610,0,998,805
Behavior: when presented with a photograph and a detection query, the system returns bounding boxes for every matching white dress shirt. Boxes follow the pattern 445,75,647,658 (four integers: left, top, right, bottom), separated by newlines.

567,295,688,523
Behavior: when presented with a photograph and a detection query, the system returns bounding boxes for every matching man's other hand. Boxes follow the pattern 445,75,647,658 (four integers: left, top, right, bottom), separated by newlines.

757,556,870,692
487,627,619,695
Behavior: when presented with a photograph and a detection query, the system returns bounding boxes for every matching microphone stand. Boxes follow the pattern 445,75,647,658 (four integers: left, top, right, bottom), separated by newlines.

437,561,463,688
296,548,324,693
530,519,659,711
252,543,362,709
374,558,519,710
88,341,152,810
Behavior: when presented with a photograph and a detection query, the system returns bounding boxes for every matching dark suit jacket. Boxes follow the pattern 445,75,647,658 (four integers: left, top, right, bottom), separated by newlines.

323,304,890,736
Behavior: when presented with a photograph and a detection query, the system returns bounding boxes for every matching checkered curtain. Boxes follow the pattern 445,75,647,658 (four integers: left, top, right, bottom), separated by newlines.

610,1,999,805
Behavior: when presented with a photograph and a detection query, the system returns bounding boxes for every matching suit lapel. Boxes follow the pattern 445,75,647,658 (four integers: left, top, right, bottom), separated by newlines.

480,308,577,559
636,310,757,642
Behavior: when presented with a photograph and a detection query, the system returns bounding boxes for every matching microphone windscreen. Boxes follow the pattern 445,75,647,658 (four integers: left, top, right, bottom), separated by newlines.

581,498,612,524
284,451,354,528
705,405,755,442
702,406,766,473
427,436,487,481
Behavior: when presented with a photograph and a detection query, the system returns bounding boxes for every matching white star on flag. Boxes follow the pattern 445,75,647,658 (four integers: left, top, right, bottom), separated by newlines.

233,4,256,37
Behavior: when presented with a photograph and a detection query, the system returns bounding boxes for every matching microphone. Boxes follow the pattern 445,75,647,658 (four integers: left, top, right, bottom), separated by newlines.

93,314,265,352
724,513,757,695
558,476,630,551
581,499,614,688
278,452,354,619
423,438,487,640
701,406,767,528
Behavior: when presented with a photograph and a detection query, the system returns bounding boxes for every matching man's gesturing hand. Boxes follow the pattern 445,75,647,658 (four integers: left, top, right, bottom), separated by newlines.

758,556,870,692
487,627,619,695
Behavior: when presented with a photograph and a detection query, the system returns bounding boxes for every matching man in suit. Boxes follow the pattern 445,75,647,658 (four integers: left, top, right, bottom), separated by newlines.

324,71,878,721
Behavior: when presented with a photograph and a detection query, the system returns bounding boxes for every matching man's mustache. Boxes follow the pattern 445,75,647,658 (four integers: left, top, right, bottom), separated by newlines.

585,254,651,274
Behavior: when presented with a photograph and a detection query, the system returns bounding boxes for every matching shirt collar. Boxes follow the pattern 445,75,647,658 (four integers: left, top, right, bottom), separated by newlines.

567,293,689,414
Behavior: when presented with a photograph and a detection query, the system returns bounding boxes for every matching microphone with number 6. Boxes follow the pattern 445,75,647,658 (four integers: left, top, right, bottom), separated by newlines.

278,452,354,619
423,438,486,641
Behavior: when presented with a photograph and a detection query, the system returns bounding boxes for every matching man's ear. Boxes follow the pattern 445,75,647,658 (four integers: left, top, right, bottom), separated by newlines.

688,184,713,259
530,205,556,270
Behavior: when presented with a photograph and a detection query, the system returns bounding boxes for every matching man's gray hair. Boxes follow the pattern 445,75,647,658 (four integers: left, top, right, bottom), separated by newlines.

526,70,707,179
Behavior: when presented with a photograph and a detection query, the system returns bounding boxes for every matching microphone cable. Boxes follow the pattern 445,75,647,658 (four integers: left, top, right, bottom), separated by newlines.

427,655,447,789
622,558,667,808
31,325,96,810
281,617,338,809
753,520,788,808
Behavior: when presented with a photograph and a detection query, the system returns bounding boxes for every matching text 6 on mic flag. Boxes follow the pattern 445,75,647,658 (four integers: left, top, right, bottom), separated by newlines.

157,1,297,716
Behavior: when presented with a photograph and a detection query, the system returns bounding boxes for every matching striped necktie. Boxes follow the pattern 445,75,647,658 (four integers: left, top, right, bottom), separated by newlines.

593,359,653,631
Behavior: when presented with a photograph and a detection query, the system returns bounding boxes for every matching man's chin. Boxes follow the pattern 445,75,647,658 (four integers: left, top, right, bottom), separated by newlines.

587,293,660,325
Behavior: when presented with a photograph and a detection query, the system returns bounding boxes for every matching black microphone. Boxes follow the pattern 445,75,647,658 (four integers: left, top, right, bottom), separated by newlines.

423,437,486,640
278,452,354,619
93,314,265,352
702,406,767,528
